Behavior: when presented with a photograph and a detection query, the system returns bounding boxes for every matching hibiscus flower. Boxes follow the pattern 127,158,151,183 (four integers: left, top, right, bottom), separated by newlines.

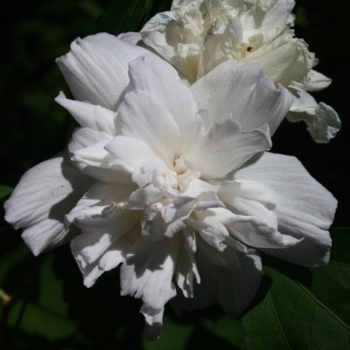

138,0,341,143
4,33,337,340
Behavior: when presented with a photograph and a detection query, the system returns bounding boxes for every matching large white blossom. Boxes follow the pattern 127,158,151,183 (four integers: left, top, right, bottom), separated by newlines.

5,33,336,340
138,0,341,143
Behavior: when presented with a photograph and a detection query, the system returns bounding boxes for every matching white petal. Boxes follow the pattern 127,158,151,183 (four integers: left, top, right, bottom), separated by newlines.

259,0,295,28
302,70,332,92
67,182,139,283
141,11,197,82
287,88,340,143
4,152,94,255
56,33,148,110
241,0,295,30
105,135,157,174
117,32,142,45
176,229,200,298
70,209,138,269
55,92,118,135
69,129,133,184
219,179,277,210
68,127,111,153
247,30,315,87
185,119,271,179
225,214,301,249
66,181,136,226
234,152,337,266
219,180,278,228
117,90,181,166
186,215,229,253
190,61,294,135
120,235,179,312
171,244,262,317
200,16,243,78
74,236,133,288
127,54,198,154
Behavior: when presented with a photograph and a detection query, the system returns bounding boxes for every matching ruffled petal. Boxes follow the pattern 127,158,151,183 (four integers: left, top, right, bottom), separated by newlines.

190,60,294,135
4,152,94,255
287,87,340,143
56,33,148,110
234,152,337,266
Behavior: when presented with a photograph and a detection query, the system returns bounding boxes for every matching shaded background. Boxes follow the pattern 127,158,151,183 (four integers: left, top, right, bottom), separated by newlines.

0,0,349,349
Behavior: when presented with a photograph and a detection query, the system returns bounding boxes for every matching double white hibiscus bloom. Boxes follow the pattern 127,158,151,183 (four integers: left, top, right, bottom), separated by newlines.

5,0,338,341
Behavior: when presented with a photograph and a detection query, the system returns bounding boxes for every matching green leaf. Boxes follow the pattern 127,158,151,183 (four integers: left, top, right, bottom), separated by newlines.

0,185,13,200
242,228,350,350
1,252,79,345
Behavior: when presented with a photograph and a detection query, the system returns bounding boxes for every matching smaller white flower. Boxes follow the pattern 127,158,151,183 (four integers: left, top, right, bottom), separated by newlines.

139,0,340,142
4,33,337,340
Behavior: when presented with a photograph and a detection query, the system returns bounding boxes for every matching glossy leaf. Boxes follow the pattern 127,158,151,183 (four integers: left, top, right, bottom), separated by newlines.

242,228,350,350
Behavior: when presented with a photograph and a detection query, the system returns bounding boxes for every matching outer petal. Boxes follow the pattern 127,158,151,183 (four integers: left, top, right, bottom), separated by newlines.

234,152,337,266
56,33,148,111
190,61,294,135
287,87,340,143
4,152,94,255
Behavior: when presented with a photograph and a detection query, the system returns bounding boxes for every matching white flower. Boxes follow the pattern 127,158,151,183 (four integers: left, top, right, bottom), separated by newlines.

139,0,340,142
4,33,337,340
